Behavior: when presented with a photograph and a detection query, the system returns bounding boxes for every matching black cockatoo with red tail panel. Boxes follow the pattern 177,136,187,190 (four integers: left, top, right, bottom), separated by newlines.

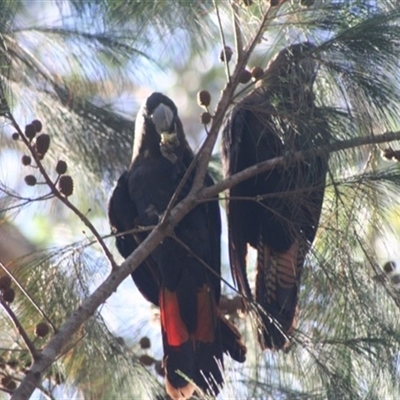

108,92,245,399
223,43,329,350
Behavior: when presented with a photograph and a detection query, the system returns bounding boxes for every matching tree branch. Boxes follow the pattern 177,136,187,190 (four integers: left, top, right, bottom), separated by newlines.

201,131,400,199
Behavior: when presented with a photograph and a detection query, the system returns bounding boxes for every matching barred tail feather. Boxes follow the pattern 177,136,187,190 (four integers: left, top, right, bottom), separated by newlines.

255,239,303,350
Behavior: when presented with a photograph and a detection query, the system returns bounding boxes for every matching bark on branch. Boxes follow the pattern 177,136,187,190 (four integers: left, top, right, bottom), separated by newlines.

202,131,400,199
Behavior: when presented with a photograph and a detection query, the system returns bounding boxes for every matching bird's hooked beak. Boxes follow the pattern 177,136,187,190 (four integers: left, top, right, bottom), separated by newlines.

151,103,180,163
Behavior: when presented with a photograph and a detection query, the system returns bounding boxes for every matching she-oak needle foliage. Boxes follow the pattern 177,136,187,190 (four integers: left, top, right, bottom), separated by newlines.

2,0,400,399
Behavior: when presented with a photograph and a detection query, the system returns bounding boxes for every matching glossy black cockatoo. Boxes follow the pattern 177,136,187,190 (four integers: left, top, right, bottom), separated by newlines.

223,43,329,350
108,92,246,399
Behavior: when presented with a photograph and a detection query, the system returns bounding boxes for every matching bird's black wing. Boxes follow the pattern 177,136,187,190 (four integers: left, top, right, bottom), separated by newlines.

108,170,160,306
204,171,222,302
222,106,253,299
222,95,284,299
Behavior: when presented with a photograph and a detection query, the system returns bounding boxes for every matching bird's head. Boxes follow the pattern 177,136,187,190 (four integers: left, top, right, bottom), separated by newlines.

132,92,184,163
260,42,317,105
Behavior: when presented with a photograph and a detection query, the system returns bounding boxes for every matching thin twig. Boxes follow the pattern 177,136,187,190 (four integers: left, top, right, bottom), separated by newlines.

0,194,55,213
0,262,56,332
231,1,244,65
170,234,238,295
214,0,231,81
170,233,266,320
37,384,56,400
0,186,54,204
198,182,327,204
235,2,273,78
7,113,118,271
0,298,39,360
112,225,155,238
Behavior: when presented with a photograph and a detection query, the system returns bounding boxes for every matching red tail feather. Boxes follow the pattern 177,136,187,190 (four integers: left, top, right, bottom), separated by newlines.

160,288,189,347
160,285,225,399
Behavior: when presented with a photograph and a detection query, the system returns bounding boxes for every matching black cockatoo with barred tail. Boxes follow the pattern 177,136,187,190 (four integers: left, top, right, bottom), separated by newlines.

108,92,246,399
223,42,329,350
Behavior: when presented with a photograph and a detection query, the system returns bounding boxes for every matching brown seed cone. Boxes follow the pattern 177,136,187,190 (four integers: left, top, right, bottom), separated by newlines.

1,376,17,391
251,66,264,80
21,155,31,166
25,124,36,140
6,359,18,368
220,46,233,63
55,372,64,385
239,69,252,84
197,90,211,108
383,147,400,162
35,134,50,159
200,112,212,125
24,175,37,186
59,175,74,197
383,148,395,160
139,354,155,366
31,119,43,133
3,288,15,303
35,322,50,338
56,160,68,175
139,336,151,349
384,261,396,274
0,275,12,291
